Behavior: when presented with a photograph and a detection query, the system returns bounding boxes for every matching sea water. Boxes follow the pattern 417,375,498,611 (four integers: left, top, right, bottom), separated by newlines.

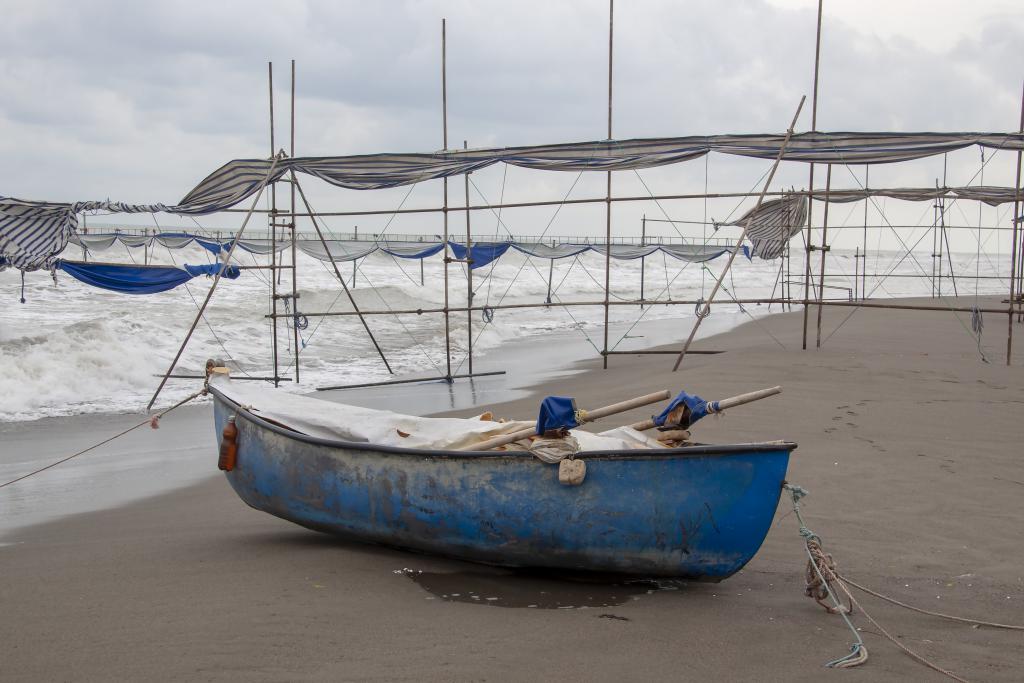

0,242,1008,422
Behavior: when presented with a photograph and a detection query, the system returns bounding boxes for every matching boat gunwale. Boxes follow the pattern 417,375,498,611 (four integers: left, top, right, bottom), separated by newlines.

209,384,797,460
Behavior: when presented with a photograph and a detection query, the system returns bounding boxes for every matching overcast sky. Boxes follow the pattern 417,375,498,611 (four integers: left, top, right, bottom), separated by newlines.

2,0,1022,249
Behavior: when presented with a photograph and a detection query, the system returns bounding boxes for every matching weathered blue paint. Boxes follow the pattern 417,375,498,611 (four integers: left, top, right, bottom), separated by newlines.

211,386,794,579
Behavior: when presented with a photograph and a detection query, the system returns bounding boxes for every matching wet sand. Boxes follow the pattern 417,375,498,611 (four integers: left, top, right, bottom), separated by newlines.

2,298,1023,681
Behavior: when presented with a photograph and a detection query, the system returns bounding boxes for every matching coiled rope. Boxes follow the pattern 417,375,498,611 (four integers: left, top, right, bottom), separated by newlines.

970,306,989,363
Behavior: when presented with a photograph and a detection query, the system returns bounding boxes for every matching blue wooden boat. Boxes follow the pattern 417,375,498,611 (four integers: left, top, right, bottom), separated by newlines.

210,384,795,579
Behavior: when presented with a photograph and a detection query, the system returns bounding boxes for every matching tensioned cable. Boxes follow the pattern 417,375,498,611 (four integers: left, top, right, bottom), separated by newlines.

608,164,775,349
482,163,509,307
821,141,1006,348
281,183,448,378
150,213,256,377
950,197,1010,290
448,171,604,374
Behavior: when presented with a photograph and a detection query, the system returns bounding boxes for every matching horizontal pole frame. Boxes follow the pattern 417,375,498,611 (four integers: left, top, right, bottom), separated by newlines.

316,370,506,391
269,297,1013,320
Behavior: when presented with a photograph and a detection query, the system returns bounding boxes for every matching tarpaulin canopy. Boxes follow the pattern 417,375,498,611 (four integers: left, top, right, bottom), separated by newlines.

55,260,239,294
5,130,1023,271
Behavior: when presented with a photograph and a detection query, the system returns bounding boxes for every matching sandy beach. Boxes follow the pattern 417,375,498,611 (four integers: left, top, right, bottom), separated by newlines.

2,299,1023,681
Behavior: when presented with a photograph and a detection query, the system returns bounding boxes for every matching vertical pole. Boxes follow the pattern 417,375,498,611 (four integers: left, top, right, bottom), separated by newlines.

931,179,938,297
937,181,944,297
464,140,473,376
640,214,646,308
1007,81,1024,365
862,166,868,301
420,257,425,287
801,0,824,350
268,62,280,387
352,259,357,288
602,0,614,370
941,154,957,297
853,246,859,301
546,258,554,304
441,19,452,380
815,164,831,348
290,59,300,383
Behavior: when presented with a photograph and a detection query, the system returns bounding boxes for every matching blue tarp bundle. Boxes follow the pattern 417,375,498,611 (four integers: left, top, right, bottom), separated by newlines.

536,396,579,435
380,242,446,260
57,260,239,294
448,242,512,269
652,390,720,428
182,263,240,279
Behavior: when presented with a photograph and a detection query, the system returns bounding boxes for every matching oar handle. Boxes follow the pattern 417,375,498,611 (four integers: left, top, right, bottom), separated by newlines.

630,386,782,431
712,386,781,412
461,390,671,452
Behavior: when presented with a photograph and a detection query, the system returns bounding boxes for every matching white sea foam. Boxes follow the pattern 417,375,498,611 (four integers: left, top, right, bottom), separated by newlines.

0,242,1006,421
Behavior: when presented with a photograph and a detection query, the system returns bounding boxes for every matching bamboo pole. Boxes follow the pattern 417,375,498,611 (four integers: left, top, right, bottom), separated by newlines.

602,0,614,370
862,166,868,300
458,389,670,452
292,178,393,373
147,156,281,410
464,140,473,375
226,186,1002,219
290,59,300,383
629,386,782,431
1008,80,1024,365
640,214,646,309
268,297,796,319
802,0,824,350
441,18,452,380
268,62,280,387
941,154,958,297
672,96,806,371
815,164,832,347
317,370,505,392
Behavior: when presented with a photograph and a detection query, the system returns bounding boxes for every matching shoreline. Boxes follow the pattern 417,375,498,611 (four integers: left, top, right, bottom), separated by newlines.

2,296,1023,680
0,306,759,536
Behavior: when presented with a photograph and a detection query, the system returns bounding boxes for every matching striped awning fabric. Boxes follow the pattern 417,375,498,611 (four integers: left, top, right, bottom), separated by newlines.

177,132,1024,212
728,195,808,260
4,130,1023,271
1,198,167,271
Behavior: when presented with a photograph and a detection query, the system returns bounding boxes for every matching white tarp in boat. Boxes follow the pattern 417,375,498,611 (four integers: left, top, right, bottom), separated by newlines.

211,376,663,452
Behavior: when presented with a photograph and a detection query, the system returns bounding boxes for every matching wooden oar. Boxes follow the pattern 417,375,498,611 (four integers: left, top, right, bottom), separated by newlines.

629,386,782,431
460,390,671,452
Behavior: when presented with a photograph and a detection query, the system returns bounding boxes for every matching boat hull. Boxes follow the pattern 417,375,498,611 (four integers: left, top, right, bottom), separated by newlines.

211,388,793,578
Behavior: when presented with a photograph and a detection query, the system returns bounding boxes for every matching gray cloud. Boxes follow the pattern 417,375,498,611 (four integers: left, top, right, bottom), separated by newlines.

1,0,1021,250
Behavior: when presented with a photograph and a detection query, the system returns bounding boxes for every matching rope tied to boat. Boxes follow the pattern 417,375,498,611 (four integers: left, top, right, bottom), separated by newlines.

783,484,1024,682
782,483,868,669
0,386,209,490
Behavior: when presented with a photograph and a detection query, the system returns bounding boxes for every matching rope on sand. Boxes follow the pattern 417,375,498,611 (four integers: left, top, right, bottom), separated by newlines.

0,388,208,490
781,484,1024,682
